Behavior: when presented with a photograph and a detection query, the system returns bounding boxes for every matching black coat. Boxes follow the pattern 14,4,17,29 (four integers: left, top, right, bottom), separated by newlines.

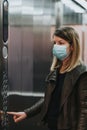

24,63,87,130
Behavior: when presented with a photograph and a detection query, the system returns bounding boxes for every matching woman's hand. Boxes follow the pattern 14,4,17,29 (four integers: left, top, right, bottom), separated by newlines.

7,112,27,123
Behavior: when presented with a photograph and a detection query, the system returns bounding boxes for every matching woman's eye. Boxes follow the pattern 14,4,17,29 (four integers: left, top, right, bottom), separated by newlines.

56,42,64,45
59,42,64,45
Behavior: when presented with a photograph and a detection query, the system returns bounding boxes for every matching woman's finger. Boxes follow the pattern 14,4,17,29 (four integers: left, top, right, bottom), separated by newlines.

7,112,17,115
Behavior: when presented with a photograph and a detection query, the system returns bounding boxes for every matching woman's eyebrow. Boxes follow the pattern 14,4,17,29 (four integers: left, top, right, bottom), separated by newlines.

55,40,64,43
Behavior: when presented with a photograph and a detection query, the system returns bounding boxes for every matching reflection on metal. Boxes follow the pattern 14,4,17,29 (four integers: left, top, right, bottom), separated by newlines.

9,0,57,26
73,0,87,10
0,0,4,116
61,0,85,13
3,0,8,42
2,46,8,59
8,0,62,92
63,5,83,25
62,0,86,25
7,91,44,97
55,1,63,28
3,40,8,45
82,12,87,24
3,0,8,11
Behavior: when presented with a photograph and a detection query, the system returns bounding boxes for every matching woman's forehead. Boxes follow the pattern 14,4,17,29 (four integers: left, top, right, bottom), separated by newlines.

53,36,67,42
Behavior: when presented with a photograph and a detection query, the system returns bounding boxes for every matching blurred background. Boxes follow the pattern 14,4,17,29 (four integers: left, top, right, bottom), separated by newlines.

0,0,87,130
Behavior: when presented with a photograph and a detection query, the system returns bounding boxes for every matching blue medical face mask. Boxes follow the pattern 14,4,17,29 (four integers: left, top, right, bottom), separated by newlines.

53,44,69,60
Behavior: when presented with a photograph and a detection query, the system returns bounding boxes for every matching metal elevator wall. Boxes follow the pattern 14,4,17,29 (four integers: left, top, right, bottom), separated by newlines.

8,0,61,93
0,1,62,129
7,1,62,130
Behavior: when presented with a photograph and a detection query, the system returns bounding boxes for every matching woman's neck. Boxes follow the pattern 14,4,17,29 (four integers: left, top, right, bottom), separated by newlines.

59,56,70,73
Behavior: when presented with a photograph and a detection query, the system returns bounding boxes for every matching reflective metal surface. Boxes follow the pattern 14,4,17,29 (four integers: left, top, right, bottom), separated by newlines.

0,0,3,111
2,46,8,59
8,0,61,92
7,0,87,93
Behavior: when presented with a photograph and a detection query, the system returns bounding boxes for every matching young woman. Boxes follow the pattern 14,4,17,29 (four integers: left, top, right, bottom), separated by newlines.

8,27,87,130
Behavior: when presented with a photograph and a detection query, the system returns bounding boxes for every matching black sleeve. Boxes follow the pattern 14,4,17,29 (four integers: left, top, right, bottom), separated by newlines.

24,97,44,118
77,72,87,130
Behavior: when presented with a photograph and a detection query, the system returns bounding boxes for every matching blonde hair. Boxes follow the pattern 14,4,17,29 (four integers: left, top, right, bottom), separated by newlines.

50,27,81,73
